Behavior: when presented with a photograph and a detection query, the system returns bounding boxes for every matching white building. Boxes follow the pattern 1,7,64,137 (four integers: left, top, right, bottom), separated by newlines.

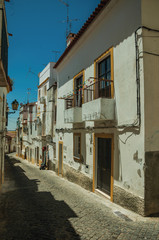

54,0,159,216
17,102,37,163
36,62,57,169
5,131,16,153
16,63,57,170
0,0,12,185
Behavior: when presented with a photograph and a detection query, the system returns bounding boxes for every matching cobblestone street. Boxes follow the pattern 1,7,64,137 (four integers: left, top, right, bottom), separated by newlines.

0,154,159,240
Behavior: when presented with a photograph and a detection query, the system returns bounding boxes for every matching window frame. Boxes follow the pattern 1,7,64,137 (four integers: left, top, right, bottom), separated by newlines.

44,85,47,96
2,94,5,117
73,70,85,107
38,89,41,100
73,133,81,161
94,47,114,99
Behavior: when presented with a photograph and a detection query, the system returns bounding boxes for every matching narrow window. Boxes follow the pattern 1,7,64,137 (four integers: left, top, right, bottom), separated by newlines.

38,89,41,100
98,55,111,98
30,123,32,135
95,48,113,99
74,133,81,160
2,94,5,117
44,85,47,96
74,71,84,107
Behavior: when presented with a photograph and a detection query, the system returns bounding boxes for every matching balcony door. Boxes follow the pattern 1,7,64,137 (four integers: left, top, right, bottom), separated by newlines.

74,75,83,107
58,141,63,176
98,55,111,98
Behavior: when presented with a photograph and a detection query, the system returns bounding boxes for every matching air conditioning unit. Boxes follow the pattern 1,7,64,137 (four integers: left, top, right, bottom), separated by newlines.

40,97,45,104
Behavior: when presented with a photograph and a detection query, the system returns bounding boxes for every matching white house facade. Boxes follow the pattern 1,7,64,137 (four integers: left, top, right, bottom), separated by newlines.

35,62,57,168
0,0,12,185
54,0,159,216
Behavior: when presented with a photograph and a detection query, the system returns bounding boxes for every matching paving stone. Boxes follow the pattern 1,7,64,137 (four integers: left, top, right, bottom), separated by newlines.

0,154,159,240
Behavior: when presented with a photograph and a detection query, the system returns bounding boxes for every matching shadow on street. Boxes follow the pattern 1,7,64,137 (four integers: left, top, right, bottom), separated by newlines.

0,155,80,240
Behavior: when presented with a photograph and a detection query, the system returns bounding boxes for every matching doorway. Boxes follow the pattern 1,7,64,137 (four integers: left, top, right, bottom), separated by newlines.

93,134,114,201
37,147,39,165
58,141,63,176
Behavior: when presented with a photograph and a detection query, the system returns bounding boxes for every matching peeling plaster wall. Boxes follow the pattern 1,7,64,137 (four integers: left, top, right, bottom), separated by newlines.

142,0,159,215
56,0,145,199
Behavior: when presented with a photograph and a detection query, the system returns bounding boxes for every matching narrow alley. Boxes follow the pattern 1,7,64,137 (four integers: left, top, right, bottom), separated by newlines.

0,154,159,240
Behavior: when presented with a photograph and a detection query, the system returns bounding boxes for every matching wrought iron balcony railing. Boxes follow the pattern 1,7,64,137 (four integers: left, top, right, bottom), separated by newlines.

84,78,113,103
65,78,114,110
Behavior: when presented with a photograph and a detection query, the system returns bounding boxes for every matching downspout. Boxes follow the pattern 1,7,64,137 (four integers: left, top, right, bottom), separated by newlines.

135,27,141,127
51,86,54,139
135,25,159,127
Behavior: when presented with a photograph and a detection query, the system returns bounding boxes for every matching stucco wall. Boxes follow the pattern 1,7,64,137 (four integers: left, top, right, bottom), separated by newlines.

141,0,159,152
0,87,7,131
141,0,159,215
56,0,145,198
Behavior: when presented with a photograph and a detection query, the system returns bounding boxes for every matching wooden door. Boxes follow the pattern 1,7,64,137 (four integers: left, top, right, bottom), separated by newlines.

58,142,63,176
97,138,111,195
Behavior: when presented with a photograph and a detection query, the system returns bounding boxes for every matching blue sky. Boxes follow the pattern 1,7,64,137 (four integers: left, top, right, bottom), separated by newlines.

6,0,100,130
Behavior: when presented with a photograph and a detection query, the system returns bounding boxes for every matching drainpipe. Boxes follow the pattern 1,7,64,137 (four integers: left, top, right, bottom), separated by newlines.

51,86,54,139
135,26,159,127
135,27,141,126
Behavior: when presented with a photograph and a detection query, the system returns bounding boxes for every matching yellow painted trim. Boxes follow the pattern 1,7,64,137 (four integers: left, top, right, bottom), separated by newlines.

111,135,114,202
93,61,96,100
93,133,114,202
58,141,63,176
73,70,85,106
37,77,49,89
110,47,114,98
94,47,114,99
93,133,95,192
32,158,35,164
82,70,85,104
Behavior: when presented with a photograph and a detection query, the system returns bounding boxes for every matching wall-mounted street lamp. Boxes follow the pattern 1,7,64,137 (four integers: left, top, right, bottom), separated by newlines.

8,99,19,114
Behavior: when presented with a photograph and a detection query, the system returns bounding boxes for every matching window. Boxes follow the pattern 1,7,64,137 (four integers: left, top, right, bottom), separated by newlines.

95,47,114,99
98,56,111,98
44,85,47,96
74,71,84,107
54,105,57,122
73,133,81,160
2,94,5,117
30,123,32,135
38,89,41,100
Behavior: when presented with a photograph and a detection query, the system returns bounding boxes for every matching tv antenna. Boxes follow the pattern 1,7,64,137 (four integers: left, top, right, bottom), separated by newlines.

52,50,61,62
60,18,80,36
59,0,69,38
27,88,31,103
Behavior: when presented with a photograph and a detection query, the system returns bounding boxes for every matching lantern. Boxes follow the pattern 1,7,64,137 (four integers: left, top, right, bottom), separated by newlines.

12,99,19,111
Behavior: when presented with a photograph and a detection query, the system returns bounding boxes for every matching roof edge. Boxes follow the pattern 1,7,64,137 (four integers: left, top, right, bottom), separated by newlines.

54,0,111,69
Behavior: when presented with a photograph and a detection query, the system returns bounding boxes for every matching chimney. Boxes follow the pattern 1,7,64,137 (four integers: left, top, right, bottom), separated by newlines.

66,33,76,47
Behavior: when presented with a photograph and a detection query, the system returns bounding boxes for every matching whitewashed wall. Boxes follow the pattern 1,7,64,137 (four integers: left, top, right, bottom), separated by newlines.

0,87,7,131
56,0,145,197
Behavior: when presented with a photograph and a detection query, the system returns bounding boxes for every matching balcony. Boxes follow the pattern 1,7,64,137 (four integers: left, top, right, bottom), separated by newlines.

82,78,115,121
64,98,82,123
63,78,115,123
